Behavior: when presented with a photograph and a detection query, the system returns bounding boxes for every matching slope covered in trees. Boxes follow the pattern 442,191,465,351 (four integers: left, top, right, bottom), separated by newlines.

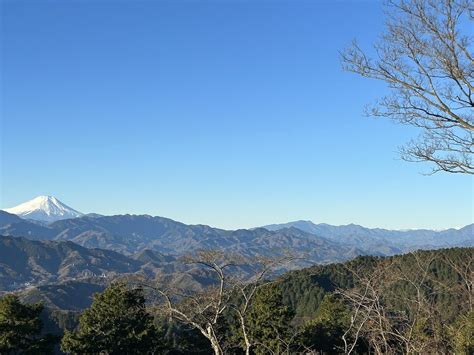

3,247,470,354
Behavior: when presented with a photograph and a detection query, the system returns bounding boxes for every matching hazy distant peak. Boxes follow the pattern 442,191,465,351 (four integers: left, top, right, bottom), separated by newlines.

3,195,83,223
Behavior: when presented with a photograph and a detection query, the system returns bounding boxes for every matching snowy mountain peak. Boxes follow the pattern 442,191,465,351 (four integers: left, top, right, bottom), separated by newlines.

3,195,83,223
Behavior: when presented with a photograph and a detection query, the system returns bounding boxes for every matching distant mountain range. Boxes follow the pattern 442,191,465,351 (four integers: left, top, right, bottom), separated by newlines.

263,220,474,252
1,196,472,260
0,196,472,311
0,212,361,265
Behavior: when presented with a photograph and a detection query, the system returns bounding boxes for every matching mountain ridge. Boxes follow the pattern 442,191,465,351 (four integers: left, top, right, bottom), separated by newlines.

0,210,471,265
262,220,473,250
0,195,472,268
0,212,362,266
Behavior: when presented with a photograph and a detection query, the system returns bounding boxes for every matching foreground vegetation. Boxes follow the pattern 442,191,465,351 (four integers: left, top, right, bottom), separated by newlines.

1,247,472,354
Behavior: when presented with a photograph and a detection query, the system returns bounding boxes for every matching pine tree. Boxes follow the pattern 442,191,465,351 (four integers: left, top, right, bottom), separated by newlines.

61,282,160,354
301,294,352,353
450,310,474,354
0,294,56,354
245,284,294,354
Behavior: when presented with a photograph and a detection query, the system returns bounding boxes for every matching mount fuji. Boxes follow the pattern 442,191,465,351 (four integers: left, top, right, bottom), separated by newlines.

3,196,83,223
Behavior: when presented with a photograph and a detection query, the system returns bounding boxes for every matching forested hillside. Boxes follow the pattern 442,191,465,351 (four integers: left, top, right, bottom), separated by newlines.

3,247,470,354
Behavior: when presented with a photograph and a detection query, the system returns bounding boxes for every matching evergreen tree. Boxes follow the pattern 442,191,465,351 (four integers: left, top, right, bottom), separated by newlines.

450,310,474,354
61,282,160,354
245,284,294,354
301,294,352,353
0,294,56,354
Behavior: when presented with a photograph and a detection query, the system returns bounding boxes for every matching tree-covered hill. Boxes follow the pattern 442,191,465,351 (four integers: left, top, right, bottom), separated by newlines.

278,247,473,323
1,244,472,354
0,236,142,290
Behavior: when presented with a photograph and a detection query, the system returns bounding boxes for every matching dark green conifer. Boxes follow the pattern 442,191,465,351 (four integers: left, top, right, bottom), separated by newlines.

61,282,160,354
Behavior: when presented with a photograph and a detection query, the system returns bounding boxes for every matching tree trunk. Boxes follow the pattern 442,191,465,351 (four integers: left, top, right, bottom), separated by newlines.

206,325,222,355
210,339,222,355
239,313,251,355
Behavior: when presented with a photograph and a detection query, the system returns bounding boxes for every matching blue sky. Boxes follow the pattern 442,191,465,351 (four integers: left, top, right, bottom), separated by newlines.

1,0,472,230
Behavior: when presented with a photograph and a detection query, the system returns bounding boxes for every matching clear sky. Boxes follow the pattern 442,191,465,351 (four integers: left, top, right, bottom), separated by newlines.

1,0,472,230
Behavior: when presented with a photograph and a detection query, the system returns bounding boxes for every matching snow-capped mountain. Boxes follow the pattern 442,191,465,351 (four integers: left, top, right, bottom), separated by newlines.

3,196,83,223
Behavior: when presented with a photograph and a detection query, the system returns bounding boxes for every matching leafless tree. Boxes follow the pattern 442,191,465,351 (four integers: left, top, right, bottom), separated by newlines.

442,251,474,311
337,260,396,354
251,329,301,355
337,252,457,354
341,0,474,174
141,250,295,355
229,253,297,355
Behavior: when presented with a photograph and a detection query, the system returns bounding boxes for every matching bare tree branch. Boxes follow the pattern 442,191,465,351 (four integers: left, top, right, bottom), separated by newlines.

140,250,296,355
341,0,474,174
